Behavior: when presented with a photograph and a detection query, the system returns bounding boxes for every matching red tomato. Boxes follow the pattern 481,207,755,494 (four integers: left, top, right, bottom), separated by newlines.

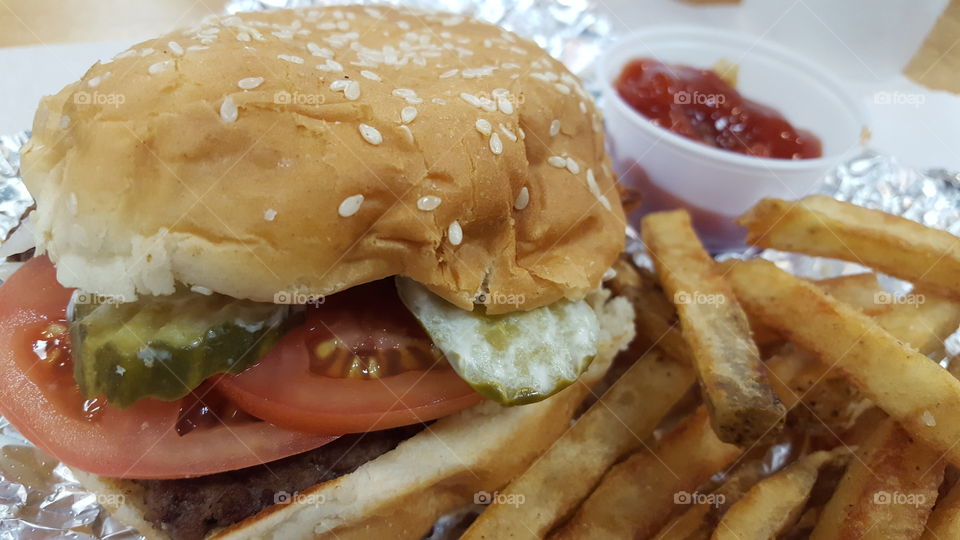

218,280,483,434
0,257,336,479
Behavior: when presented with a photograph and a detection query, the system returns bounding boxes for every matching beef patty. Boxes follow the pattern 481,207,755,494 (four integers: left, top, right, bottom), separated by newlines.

134,424,425,540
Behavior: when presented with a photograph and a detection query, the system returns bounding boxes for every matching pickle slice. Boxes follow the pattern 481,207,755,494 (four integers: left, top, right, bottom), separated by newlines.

69,290,288,408
396,278,599,405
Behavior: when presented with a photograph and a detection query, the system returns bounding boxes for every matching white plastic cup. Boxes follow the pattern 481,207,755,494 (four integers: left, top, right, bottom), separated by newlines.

598,26,867,251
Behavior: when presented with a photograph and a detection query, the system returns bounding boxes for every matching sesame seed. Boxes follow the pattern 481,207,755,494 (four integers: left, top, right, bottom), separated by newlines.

459,92,481,107
602,268,617,281
220,96,238,123
237,32,251,42
278,54,305,64
59,115,71,129
168,41,184,56
140,48,156,57
358,124,382,145
401,106,417,124
514,186,529,210
518,128,526,140
478,97,497,113
475,119,492,136
148,60,173,74
922,410,937,427
191,285,213,295
417,195,441,211
550,120,560,136
343,81,361,100
339,194,364,217
307,42,333,57
432,98,446,105
87,76,102,88
497,96,514,114
264,208,277,221
448,221,463,246
547,156,566,168
489,133,503,155
360,70,381,81
187,45,208,51
579,101,588,114
586,168,599,191
499,124,517,142
238,76,264,90
554,83,571,95
566,157,580,174
440,69,459,79
330,80,349,91
68,192,78,214
399,125,415,144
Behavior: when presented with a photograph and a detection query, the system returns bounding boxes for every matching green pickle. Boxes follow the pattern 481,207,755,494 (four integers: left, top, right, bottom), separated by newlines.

396,277,600,406
69,289,288,408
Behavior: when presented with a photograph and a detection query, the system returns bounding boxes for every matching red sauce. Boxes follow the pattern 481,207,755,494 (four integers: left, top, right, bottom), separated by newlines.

615,58,822,160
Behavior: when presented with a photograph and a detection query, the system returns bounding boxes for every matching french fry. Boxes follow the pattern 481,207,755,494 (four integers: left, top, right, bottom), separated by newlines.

921,478,960,539
816,273,885,313
652,460,769,540
810,419,944,539
738,195,960,299
725,259,960,466
462,350,696,539
765,281,960,437
551,407,741,539
643,210,784,445
713,448,850,539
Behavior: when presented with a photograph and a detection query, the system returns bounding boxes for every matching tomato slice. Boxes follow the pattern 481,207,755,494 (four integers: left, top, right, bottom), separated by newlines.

218,280,484,434
0,257,337,479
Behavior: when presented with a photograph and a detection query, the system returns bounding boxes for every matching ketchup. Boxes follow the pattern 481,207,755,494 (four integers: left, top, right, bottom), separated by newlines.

615,58,822,160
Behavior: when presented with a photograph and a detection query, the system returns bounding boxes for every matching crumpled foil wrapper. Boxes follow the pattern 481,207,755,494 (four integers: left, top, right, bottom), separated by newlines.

0,1,959,539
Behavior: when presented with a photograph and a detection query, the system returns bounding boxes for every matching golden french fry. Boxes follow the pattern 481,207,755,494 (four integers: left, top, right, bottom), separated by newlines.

713,448,850,539
643,210,784,445
462,350,696,540
551,407,742,539
816,273,885,313
652,460,768,540
921,478,960,539
725,259,960,467
810,419,943,539
738,195,960,299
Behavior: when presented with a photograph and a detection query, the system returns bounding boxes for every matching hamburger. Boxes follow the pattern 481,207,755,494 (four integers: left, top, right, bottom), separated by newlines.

1,5,635,539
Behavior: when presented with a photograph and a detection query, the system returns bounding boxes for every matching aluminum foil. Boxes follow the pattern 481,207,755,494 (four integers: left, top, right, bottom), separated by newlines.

0,1,958,539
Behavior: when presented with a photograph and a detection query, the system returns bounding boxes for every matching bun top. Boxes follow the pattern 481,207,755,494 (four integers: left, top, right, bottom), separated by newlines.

22,5,625,313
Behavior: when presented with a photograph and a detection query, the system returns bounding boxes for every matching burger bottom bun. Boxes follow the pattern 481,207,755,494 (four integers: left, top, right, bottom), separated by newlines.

72,289,635,539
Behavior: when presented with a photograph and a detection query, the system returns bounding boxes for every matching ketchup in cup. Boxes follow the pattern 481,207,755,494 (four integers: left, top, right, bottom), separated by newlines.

614,58,822,160
612,58,823,252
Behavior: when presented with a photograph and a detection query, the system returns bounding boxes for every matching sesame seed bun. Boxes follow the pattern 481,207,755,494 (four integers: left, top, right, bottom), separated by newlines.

21,5,624,313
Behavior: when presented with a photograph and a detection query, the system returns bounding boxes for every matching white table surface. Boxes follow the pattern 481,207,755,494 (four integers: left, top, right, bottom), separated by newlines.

1,0,958,171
